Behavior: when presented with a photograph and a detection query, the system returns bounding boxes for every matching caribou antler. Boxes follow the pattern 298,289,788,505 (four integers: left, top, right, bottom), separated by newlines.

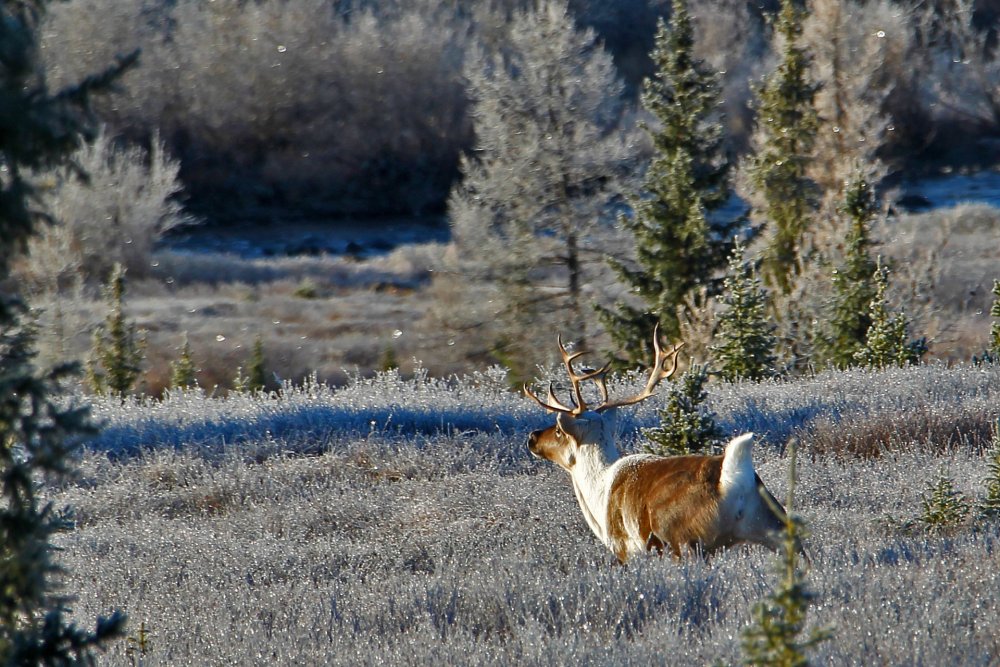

593,325,684,413
523,334,611,415
523,325,684,415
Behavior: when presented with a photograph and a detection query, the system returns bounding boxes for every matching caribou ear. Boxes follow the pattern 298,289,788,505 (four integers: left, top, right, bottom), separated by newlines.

555,412,585,443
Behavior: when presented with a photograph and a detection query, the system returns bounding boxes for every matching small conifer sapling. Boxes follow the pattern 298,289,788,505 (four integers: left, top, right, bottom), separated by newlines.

169,332,198,389
979,422,1000,519
853,260,927,369
741,442,831,666
918,469,971,533
644,364,723,456
711,242,778,382
818,170,878,368
86,263,145,397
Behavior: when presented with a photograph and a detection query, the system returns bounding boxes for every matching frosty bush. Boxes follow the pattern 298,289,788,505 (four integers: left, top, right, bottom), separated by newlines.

42,0,472,218
21,128,192,291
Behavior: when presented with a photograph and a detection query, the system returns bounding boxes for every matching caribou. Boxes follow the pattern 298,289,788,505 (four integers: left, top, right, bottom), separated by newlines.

524,328,801,564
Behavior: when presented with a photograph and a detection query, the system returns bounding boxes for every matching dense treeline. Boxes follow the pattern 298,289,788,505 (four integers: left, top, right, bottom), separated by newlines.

38,0,1000,222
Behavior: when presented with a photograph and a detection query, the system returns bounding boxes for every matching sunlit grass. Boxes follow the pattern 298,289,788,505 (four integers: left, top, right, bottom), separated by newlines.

51,363,1000,665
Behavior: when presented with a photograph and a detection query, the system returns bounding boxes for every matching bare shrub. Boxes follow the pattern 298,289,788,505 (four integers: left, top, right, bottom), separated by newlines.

920,0,1000,137
19,129,193,292
877,202,1000,360
802,0,901,192
804,402,997,459
690,0,768,153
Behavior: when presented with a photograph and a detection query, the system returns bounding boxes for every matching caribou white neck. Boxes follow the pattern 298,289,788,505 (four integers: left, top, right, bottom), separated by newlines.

565,409,622,546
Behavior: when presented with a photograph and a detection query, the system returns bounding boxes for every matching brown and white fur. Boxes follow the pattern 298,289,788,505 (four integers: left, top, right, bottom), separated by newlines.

528,419,791,563
524,329,798,564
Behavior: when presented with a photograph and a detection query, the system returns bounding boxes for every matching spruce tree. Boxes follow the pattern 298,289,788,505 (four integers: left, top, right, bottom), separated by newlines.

980,421,1000,519
745,0,820,294
643,364,723,456
443,0,628,377
244,335,268,393
0,1,134,661
86,263,145,397
816,170,879,368
712,242,778,382
918,470,971,533
853,261,927,370
169,332,198,389
598,1,737,366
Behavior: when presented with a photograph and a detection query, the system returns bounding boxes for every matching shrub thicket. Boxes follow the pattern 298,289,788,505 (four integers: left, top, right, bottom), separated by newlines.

42,0,473,219
31,0,1000,224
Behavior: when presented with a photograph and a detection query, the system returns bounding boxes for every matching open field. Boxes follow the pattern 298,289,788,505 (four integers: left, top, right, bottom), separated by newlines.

52,363,1000,664
27,198,1000,394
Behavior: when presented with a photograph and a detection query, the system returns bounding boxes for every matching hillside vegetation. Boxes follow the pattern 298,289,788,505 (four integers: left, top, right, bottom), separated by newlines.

53,363,1000,664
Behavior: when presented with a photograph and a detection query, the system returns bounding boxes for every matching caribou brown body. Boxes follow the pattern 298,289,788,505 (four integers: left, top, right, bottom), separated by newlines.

525,329,797,564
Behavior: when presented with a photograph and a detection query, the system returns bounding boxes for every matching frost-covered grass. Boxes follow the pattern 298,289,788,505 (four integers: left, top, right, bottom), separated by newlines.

54,364,1000,665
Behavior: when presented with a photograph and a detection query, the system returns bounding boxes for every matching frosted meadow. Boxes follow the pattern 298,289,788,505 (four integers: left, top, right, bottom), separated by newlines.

7,0,1000,663
53,364,1000,665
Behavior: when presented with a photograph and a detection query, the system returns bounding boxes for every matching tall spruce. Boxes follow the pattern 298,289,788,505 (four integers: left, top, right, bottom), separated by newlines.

745,0,820,294
817,170,879,368
86,263,145,397
854,261,927,369
0,0,134,661
598,0,737,366
712,242,778,382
